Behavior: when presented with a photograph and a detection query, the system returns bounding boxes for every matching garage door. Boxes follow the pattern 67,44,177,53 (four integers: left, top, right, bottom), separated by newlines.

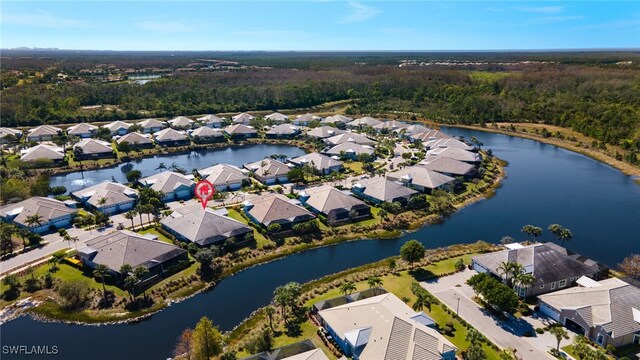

539,302,561,322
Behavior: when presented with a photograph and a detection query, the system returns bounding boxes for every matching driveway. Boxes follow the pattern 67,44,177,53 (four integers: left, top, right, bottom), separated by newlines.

422,269,571,360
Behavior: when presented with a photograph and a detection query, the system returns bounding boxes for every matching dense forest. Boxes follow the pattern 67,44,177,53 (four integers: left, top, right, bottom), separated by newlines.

1,51,639,148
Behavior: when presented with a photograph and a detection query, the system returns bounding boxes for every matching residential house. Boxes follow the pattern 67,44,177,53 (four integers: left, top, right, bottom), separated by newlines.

140,171,195,202
72,181,139,215
191,126,225,143
293,113,314,126
299,185,371,225
197,114,224,128
423,137,473,151
224,124,257,140
306,126,345,139
351,177,418,205
426,147,481,163
472,242,606,298
243,193,315,230
289,152,343,175
26,125,61,142
244,159,291,184
325,132,376,146
312,288,388,314
317,293,457,360
404,124,431,136
154,128,190,147
232,112,254,125
161,206,252,246
67,123,97,138
20,144,65,163
168,116,195,129
419,156,476,177
346,117,382,129
265,112,289,124
538,277,640,347
199,163,248,191
116,132,154,149
266,124,300,139
0,127,23,143
77,230,187,277
74,139,114,160
240,340,329,360
322,114,353,125
0,197,76,234
102,121,132,136
386,166,455,193
137,118,166,133
372,120,409,133
323,142,374,160
409,130,452,143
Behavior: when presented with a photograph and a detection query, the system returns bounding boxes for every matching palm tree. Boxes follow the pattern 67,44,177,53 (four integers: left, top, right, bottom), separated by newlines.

97,196,108,212
412,292,431,312
559,228,573,248
73,146,84,165
339,281,356,296
133,266,149,298
265,306,275,330
124,210,136,229
514,273,535,299
548,224,564,243
530,226,543,242
25,213,43,230
549,325,569,352
135,205,145,225
497,261,516,286
367,276,383,290
155,162,167,171
521,225,534,241
93,264,110,300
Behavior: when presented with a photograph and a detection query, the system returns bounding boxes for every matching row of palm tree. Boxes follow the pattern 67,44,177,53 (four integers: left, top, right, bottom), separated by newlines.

521,223,573,247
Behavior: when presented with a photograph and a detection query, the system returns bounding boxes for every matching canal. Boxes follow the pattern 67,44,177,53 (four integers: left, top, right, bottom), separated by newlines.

2,129,639,360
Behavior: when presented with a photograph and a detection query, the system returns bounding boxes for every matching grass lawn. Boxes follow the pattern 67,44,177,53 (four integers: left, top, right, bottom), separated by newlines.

227,208,272,249
343,161,364,174
137,228,174,244
355,206,382,227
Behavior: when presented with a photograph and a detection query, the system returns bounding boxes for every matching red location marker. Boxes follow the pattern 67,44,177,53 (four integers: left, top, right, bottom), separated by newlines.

195,179,215,209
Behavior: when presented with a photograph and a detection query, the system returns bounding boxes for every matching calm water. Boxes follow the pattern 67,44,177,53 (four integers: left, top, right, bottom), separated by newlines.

2,129,639,360
50,144,307,193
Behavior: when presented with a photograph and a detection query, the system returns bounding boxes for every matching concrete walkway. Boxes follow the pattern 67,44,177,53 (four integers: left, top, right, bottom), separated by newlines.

421,269,574,360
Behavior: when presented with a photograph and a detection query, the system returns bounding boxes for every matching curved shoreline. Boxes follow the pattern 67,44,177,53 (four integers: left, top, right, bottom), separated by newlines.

10,156,506,326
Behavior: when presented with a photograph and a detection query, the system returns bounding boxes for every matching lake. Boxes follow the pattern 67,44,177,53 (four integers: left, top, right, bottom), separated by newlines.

50,144,307,193
2,129,639,360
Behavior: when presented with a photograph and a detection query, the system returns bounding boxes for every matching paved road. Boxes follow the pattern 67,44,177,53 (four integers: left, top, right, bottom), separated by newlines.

422,269,565,360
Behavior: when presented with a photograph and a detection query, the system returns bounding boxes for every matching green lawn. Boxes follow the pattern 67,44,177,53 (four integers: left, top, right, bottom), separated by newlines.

137,228,174,244
343,161,364,174
227,208,273,248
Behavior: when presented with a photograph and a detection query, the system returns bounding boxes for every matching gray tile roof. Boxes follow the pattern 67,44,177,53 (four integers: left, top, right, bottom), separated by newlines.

301,185,369,214
140,171,194,194
232,113,254,124
289,152,343,172
27,125,61,137
325,132,377,146
72,181,138,207
305,126,346,139
102,121,132,133
373,120,410,132
352,177,418,202
348,117,383,127
409,130,451,142
116,132,153,145
80,230,186,271
426,147,480,163
322,114,353,124
161,207,251,246
419,156,475,176
264,112,289,122
423,137,473,151
386,166,455,190
404,124,431,135
20,144,65,161
0,197,75,227
137,118,166,130
0,127,22,138
200,164,248,187
67,123,97,135
154,128,188,142
539,278,640,339
266,124,299,136
324,142,374,156
245,193,315,226
168,116,194,129
244,159,291,178
197,114,223,125
191,126,224,138
75,139,113,155
224,124,257,135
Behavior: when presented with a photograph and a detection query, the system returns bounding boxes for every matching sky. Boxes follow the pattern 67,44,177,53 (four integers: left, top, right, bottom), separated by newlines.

1,1,639,51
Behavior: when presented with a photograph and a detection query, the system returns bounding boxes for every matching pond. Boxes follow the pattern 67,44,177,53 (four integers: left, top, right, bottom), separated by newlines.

2,129,639,360
50,144,307,193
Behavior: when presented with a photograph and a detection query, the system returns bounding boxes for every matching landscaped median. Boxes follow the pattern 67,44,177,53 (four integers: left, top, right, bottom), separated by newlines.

225,242,508,360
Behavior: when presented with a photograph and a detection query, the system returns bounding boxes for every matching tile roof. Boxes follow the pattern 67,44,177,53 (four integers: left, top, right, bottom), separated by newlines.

161,207,251,246
352,177,418,202
387,166,455,190
20,144,65,161
265,112,289,122
245,193,315,226
306,126,346,139
154,128,188,142
197,114,224,124
419,156,475,176
322,114,353,124
67,123,97,135
168,116,194,128
116,132,153,145
102,121,132,132
80,230,186,271
137,118,166,129
72,181,138,207
28,125,61,137
0,197,75,226
267,124,299,135
373,120,410,131
300,185,369,214
244,159,291,178
318,293,456,360
289,152,343,172
232,113,254,123
0,127,22,138
426,147,480,163
409,130,452,142
325,132,377,146
191,126,224,138
348,117,383,127
324,142,374,156
140,171,194,194
200,164,248,187
224,124,257,135
404,124,431,135
75,138,113,155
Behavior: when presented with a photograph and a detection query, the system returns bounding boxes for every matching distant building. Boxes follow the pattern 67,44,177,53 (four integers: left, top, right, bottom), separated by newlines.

372,120,409,133
0,197,76,234
351,177,418,205
224,124,257,140
299,185,371,225
472,242,606,298
244,159,291,184
77,230,187,277
323,142,374,160
305,126,346,139
74,139,114,160
318,292,457,360
244,193,315,230
386,166,455,193
137,118,166,133
154,128,189,147
26,125,61,142
289,152,343,175
266,124,300,139
102,121,132,136
0,127,23,143
423,137,473,151
161,206,252,246
418,156,476,177
140,171,195,202
325,132,376,146
232,113,254,125
322,114,352,125
197,114,224,128
265,112,289,124
293,113,315,126
168,116,195,130
426,147,480,163
72,181,138,215
199,164,248,191
538,277,640,348
67,123,97,138
191,126,225,143
346,117,382,128
116,132,154,149
20,144,65,163
409,130,451,143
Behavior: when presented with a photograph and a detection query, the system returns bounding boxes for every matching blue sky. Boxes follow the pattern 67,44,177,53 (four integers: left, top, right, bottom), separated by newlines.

2,1,639,50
